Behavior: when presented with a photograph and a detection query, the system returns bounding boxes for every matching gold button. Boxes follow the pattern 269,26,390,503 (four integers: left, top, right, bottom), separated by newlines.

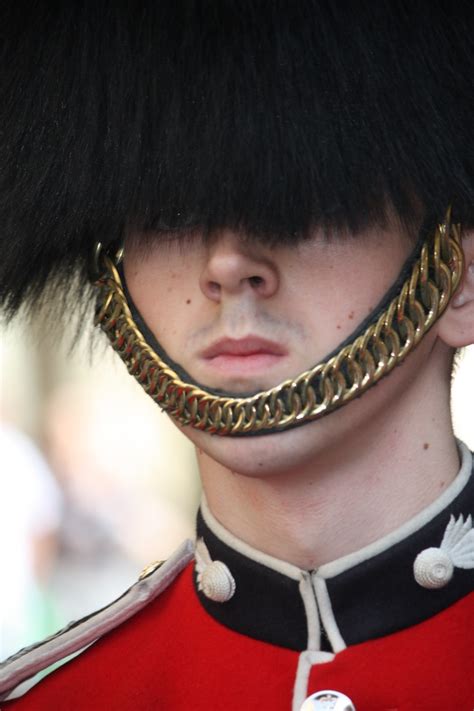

138,560,164,580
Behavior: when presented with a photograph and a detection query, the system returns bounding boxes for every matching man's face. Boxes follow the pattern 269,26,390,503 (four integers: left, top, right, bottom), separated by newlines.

123,223,432,476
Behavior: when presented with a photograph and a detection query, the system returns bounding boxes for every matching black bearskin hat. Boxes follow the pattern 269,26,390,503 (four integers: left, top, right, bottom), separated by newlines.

1,1,473,318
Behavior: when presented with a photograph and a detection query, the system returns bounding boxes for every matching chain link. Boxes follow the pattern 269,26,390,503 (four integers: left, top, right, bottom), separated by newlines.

92,213,464,436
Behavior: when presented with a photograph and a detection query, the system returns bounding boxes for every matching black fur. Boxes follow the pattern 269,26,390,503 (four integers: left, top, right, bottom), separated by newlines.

1,1,473,316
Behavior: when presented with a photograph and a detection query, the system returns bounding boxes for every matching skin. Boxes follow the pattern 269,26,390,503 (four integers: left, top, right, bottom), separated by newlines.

124,224,474,569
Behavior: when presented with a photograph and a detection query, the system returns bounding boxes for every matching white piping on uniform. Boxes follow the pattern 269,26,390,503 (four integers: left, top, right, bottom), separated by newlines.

292,650,335,711
312,574,346,652
0,540,195,699
298,573,321,651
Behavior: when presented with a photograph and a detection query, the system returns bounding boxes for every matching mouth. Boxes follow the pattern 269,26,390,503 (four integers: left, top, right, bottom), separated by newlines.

199,336,288,376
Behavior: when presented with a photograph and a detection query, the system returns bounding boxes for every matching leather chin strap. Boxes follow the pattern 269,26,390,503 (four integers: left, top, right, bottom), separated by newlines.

91,210,464,437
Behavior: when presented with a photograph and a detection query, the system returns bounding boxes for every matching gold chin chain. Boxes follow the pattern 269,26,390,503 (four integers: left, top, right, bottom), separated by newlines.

92,211,464,436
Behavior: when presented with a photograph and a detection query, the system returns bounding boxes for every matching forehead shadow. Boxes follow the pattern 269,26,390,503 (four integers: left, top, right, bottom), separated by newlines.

125,204,419,259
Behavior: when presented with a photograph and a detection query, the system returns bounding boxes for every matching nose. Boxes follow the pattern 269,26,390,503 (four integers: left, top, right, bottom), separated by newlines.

199,234,279,302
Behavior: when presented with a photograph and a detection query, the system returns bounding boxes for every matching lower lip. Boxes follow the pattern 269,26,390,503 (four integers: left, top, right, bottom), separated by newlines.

203,353,285,375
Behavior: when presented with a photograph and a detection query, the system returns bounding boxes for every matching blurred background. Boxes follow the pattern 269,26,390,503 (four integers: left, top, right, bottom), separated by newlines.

0,312,199,661
0,312,473,661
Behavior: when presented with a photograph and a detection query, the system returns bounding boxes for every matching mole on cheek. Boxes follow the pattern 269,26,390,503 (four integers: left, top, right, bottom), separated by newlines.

186,299,191,304
348,311,354,320
423,442,430,450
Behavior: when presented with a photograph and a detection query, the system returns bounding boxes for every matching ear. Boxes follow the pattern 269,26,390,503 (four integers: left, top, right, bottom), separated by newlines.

437,230,474,347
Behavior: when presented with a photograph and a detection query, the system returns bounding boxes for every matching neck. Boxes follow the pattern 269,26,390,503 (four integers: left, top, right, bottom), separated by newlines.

197,344,461,570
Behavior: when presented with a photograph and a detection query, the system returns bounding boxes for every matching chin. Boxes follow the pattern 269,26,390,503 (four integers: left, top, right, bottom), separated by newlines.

183,420,331,478
171,341,435,478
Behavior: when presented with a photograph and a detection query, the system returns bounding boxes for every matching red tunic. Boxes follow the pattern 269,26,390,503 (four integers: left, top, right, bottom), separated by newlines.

1,445,473,710
1,565,473,711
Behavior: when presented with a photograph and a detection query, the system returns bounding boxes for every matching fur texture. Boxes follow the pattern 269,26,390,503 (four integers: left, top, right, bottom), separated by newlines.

0,0,473,315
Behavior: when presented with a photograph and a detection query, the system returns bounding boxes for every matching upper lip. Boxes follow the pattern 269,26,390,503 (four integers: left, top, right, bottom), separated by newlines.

201,336,288,359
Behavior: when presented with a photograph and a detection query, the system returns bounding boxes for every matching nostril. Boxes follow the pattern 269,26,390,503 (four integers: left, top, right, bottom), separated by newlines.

209,281,221,295
248,276,264,288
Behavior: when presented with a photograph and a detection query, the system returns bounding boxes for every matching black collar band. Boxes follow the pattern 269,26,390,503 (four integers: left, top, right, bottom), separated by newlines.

194,444,473,652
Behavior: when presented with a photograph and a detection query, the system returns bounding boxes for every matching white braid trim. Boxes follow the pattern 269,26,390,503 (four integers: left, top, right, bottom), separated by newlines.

0,540,194,699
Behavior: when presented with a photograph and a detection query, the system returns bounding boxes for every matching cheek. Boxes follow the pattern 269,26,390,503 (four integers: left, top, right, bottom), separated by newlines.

283,268,380,354
185,423,310,478
123,255,200,348
288,247,409,346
